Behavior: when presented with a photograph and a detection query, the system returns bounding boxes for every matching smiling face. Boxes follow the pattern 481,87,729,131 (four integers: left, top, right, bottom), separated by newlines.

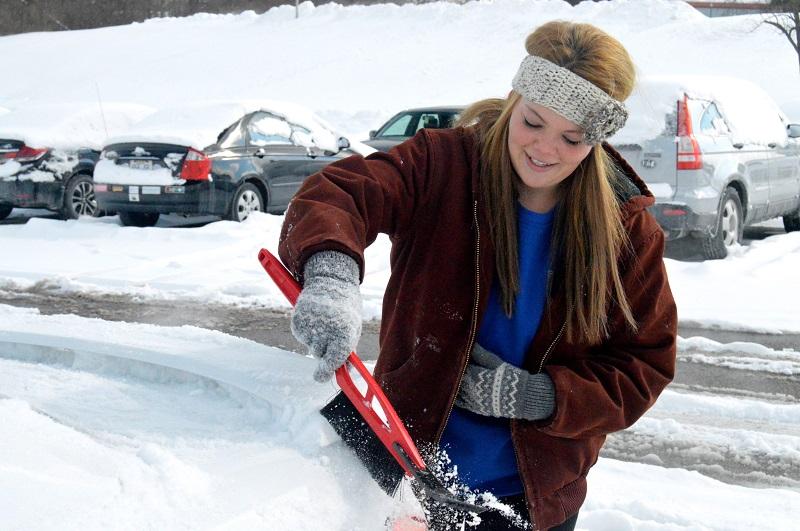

507,99,593,212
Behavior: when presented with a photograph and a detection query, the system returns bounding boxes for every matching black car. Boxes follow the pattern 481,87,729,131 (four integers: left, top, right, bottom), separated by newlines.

363,106,465,152
94,101,373,227
0,104,153,220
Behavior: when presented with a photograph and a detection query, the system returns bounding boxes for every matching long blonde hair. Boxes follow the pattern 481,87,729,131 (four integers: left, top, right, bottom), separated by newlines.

458,20,637,344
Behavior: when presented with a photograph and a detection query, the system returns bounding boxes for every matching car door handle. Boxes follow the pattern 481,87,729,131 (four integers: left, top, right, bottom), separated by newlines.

733,143,744,149
768,143,777,149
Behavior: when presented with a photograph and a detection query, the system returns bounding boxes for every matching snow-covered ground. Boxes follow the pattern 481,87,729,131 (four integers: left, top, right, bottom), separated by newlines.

2,1,800,529
0,212,798,334
1,306,798,530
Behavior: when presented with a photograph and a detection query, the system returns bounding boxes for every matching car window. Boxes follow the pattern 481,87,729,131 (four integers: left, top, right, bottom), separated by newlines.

416,113,442,132
248,112,293,146
699,102,730,136
219,121,246,149
380,113,414,137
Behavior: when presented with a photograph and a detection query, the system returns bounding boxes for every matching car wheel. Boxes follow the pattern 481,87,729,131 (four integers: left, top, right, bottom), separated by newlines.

228,182,263,222
62,174,99,219
0,205,12,220
784,210,800,232
699,187,743,260
118,211,160,227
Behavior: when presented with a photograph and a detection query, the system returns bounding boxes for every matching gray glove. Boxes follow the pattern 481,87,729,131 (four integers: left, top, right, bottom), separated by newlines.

291,250,362,382
455,343,555,421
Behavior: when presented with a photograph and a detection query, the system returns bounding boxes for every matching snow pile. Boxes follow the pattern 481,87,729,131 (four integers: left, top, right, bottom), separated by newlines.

0,0,798,141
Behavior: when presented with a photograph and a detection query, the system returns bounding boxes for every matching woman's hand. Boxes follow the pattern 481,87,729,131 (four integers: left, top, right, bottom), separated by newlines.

455,343,556,420
291,251,362,382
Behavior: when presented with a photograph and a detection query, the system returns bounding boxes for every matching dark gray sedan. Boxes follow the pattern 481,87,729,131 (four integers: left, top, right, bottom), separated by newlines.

94,101,373,227
364,106,465,152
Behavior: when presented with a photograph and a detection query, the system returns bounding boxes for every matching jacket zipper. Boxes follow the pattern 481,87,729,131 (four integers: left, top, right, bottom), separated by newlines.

537,318,567,374
434,200,481,447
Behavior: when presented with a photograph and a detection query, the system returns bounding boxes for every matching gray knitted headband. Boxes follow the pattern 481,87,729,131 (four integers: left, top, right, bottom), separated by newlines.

511,55,628,144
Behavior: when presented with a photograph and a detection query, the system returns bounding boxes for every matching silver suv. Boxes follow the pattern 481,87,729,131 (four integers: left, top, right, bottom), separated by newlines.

612,76,800,259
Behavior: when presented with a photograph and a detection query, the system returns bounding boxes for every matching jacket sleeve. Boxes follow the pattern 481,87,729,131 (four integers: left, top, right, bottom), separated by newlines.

539,211,678,438
278,130,437,281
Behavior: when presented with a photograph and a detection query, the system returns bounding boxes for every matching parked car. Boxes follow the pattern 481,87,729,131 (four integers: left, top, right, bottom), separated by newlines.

364,106,465,152
93,100,374,227
611,76,800,259
0,103,154,220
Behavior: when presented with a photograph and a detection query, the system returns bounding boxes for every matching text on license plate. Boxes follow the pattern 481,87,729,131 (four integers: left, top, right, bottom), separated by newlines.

129,159,153,170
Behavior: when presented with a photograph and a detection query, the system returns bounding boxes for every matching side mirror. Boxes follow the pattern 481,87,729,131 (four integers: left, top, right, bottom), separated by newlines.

337,137,351,150
787,124,800,139
368,130,377,139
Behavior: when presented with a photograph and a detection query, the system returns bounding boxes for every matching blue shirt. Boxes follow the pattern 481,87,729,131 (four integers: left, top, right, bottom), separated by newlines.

439,204,554,496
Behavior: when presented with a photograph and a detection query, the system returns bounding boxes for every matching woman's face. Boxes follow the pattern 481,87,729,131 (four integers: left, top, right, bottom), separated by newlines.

507,99,593,212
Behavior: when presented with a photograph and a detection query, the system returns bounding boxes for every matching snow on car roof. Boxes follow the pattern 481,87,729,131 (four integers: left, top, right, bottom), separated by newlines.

106,99,349,153
615,76,788,147
0,102,155,150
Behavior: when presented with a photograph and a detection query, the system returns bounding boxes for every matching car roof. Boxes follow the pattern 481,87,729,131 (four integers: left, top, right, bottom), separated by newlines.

395,106,466,113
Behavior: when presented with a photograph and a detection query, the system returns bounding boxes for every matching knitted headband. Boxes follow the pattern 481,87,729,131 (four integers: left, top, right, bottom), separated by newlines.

511,55,628,144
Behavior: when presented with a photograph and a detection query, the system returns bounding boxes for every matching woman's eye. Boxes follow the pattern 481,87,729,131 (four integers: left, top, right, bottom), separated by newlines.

563,136,581,146
523,118,541,128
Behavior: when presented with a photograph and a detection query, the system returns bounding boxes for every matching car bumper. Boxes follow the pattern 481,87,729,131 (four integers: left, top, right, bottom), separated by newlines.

0,178,62,209
95,181,220,215
648,202,717,241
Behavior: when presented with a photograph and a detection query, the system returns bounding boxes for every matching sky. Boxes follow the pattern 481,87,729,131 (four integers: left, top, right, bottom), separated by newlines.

1,1,799,529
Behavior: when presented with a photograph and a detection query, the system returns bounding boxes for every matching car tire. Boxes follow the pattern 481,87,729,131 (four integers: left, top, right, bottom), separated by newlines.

699,187,743,260
227,182,263,222
784,210,800,232
62,174,99,219
119,211,160,227
0,205,12,220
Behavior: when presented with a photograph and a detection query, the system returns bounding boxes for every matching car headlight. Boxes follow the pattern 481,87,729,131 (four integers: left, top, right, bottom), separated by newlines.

100,150,118,161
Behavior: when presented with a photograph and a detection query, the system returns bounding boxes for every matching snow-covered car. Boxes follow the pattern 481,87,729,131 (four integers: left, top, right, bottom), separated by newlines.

0,103,154,220
611,76,800,259
363,106,465,152
93,100,375,227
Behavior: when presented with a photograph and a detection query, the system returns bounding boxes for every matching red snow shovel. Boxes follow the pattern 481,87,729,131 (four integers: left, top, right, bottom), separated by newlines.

258,248,489,515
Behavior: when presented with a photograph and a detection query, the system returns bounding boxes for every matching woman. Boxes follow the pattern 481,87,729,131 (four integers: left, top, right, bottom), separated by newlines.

279,20,677,531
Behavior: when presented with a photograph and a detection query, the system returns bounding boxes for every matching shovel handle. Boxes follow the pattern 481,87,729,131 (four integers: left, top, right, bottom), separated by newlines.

257,248,426,476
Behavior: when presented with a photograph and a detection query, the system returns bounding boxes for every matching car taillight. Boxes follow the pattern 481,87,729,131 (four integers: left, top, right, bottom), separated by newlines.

179,148,211,181
12,145,48,162
676,95,702,170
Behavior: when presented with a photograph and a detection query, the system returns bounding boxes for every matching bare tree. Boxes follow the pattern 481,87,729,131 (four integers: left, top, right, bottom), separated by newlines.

764,1,800,73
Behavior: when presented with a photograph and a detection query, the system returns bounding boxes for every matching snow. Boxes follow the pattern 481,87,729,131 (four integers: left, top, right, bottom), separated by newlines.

0,212,797,335
0,103,154,150
616,75,790,146
0,305,798,530
105,99,350,153
1,1,800,529
93,160,183,186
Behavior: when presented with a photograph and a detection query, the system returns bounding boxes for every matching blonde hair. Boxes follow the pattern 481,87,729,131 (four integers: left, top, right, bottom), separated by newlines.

458,20,637,344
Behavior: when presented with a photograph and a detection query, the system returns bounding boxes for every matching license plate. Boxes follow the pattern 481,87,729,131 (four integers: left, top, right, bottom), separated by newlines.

129,159,153,170
129,185,140,202
142,186,161,195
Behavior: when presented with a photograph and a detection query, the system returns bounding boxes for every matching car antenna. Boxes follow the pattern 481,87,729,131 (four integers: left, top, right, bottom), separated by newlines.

94,81,109,140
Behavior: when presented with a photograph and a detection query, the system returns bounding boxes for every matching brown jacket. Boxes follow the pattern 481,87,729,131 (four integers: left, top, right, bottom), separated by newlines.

279,127,677,529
